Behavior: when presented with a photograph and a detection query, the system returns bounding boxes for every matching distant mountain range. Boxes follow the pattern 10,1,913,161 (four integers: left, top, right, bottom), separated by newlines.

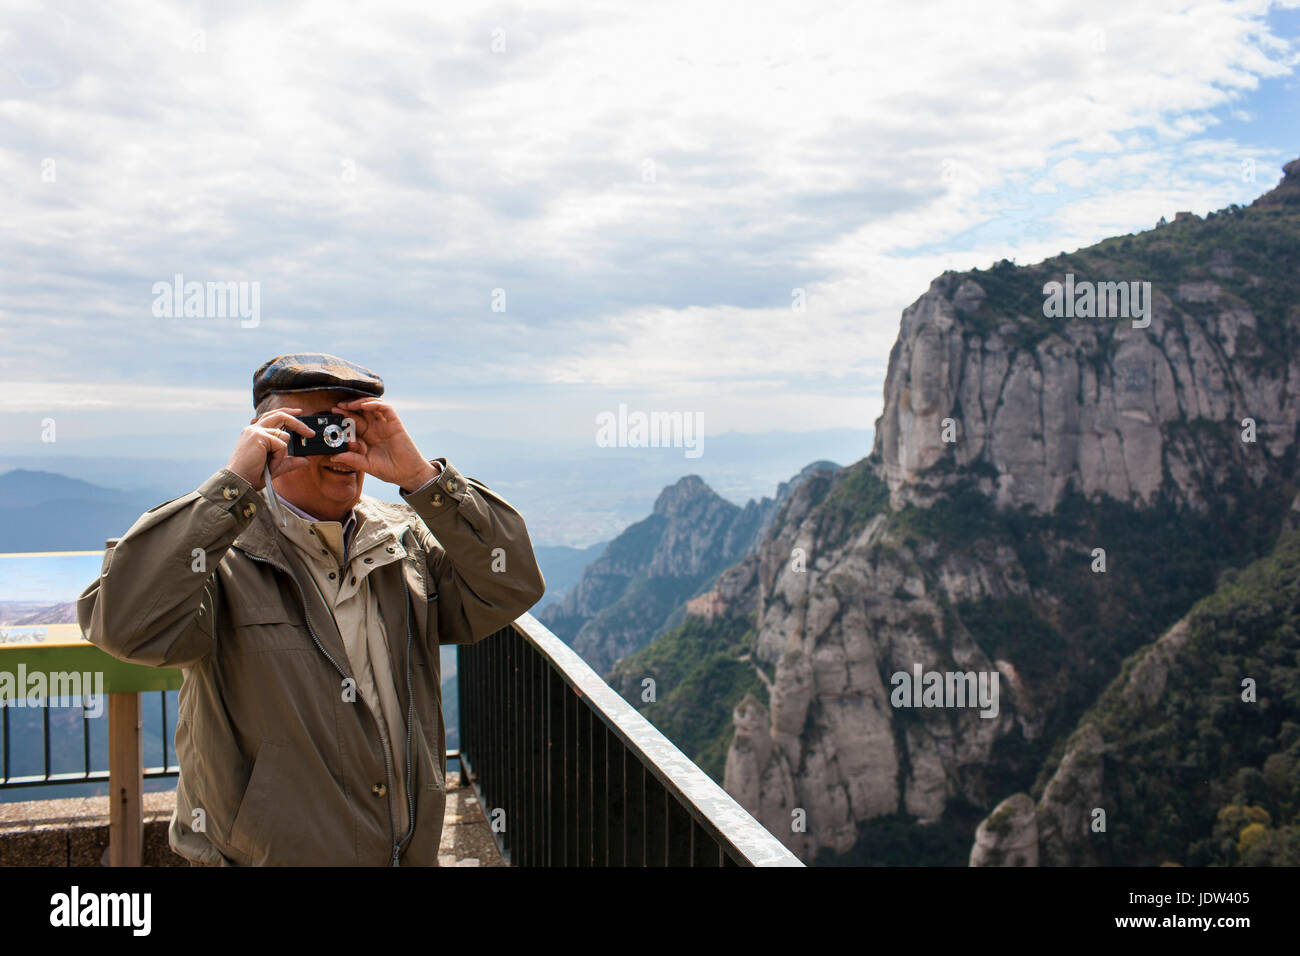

539,461,839,674
0,469,167,552
0,601,76,625
0,427,873,549
531,542,608,611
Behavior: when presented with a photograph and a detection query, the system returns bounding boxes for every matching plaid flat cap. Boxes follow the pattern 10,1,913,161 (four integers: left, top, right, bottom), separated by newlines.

253,353,385,408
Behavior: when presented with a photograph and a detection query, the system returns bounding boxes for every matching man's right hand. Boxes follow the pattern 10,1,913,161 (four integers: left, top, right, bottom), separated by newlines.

226,407,316,490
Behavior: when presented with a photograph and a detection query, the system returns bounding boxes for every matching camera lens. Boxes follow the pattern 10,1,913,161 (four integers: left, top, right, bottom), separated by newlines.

322,424,345,447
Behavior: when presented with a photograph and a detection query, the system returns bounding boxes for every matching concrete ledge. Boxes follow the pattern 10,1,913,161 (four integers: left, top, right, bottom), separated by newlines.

0,791,181,866
1,773,503,866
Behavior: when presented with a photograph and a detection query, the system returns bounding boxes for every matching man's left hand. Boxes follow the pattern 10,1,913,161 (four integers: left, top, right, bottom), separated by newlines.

327,398,438,493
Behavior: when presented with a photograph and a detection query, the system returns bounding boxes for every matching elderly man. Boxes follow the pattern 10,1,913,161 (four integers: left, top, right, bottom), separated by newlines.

78,354,545,866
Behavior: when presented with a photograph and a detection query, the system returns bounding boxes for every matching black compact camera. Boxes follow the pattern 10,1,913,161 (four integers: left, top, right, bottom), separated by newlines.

288,413,354,456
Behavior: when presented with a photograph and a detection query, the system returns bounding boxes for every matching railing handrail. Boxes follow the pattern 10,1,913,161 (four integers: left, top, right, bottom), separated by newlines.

503,612,802,867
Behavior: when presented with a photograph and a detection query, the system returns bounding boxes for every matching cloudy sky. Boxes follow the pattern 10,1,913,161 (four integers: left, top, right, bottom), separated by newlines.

3,0,1299,457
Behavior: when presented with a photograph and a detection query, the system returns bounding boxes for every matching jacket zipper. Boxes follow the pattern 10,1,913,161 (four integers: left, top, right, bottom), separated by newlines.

396,568,417,861
243,550,400,864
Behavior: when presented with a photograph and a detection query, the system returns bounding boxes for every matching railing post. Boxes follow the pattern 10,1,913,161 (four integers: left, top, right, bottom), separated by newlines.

107,691,143,866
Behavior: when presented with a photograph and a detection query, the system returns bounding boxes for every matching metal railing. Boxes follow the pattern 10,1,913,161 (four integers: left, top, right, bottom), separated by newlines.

1,689,178,789
458,613,803,867
3,550,802,866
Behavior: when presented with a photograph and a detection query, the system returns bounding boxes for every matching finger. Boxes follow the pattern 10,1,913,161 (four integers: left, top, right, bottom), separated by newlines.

259,432,290,456
326,451,369,472
338,398,393,420
256,405,302,423
332,410,368,438
262,410,315,437
271,456,312,477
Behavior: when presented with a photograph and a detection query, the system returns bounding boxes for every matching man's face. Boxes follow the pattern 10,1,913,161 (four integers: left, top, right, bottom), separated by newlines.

260,389,364,520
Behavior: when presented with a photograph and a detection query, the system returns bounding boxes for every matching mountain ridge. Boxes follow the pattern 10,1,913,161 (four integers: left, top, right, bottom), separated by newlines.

628,158,1300,864
539,461,840,674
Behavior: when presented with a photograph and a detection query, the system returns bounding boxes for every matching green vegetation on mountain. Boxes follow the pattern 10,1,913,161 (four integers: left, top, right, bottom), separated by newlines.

1041,519,1300,865
608,613,765,782
891,472,1296,785
963,192,1300,371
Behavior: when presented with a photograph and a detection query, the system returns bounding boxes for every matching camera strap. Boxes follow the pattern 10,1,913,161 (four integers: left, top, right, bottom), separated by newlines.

263,459,288,528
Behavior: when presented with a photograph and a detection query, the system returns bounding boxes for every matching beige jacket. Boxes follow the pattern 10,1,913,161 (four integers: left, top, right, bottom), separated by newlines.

271,493,414,839
77,458,545,866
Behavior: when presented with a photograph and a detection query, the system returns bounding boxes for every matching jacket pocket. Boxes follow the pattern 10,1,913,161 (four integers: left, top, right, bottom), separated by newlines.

225,604,308,653
227,739,283,860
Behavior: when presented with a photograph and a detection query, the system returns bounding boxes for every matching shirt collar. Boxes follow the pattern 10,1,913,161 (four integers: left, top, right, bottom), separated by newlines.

278,495,356,534
273,493,358,561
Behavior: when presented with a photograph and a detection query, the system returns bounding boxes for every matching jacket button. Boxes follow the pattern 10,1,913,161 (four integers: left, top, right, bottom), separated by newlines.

431,493,443,506
372,783,387,798
386,546,395,553
445,479,458,492
328,572,336,580
364,557,373,564
241,502,257,518
222,486,238,500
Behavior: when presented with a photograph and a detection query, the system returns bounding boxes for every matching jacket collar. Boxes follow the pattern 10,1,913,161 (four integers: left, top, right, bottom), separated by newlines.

233,491,406,567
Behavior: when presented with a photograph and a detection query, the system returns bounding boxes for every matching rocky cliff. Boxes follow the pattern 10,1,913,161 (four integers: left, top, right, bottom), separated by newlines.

650,160,1300,864
972,494,1300,866
539,462,839,674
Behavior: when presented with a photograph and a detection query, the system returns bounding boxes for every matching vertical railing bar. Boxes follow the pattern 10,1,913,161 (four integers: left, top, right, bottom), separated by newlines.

42,704,51,781
500,629,507,850
660,785,670,868
558,667,565,867
512,628,519,864
576,703,584,866
569,684,579,867
487,630,495,817
524,639,532,867
459,644,468,786
491,628,499,819
530,647,535,868
476,636,484,804
521,641,528,867
514,634,522,867
531,643,539,868
496,630,505,861
159,691,168,771
478,636,486,804
585,702,595,868
562,677,569,866
544,657,551,866
503,629,509,841
512,627,520,864
599,720,605,866
474,641,482,808
502,629,511,862
485,632,493,813
82,701,92,780
689,806,695,867
619,740,625,866
588,703,594,865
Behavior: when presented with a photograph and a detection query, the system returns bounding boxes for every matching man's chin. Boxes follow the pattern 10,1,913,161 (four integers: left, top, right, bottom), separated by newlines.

315,469,363,501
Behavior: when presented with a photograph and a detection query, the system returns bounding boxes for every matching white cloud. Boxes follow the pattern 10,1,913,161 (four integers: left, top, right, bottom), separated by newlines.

0,0,1296,441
